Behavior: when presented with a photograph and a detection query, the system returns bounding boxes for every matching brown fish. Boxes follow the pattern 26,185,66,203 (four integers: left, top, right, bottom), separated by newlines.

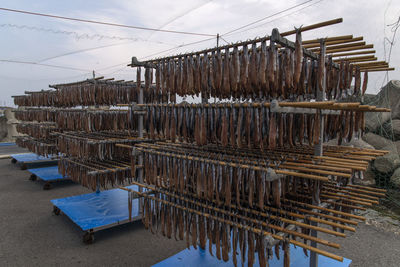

362,71,368,95
294,29,303,86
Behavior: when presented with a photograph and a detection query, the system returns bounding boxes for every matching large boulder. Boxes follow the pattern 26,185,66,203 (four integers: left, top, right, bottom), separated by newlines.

389,119,400,140
364,80,400,131
390,168,400,188
373,144,400,173
362,132,392,149
324,137,375,149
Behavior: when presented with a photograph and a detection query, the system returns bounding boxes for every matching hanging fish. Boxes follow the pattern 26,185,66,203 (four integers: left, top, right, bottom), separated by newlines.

294,29,303,87
362,71,368,96
240,45,249,97
259,41,267,95
232,46,240,94
222,48,231,98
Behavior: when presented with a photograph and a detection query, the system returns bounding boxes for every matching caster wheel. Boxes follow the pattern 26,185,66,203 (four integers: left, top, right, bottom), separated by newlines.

29,174,37,181
11,158,17,164
83,232,94,244
21,164,27,170
43,183,51,190
53,206,61,216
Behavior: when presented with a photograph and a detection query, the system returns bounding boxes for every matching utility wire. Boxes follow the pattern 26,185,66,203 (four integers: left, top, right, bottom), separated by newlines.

95,36,216,72
0,59,91,72
221,0,312,36
223,0,324,38
146,0,214,40
0,7,216,37
0,23,175,44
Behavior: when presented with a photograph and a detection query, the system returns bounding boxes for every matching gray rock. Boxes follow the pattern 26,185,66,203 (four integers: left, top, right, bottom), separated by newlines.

364,80,400,132
391,120,400,137
354,167,376,186
325,137,375,149
390,168,400,188
362,132,392,149
395,141,400,154
374,150,400,173
381,144,398,153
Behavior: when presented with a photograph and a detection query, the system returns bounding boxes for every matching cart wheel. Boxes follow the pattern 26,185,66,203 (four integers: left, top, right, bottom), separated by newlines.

83,232,95,244
29,174,37,181
43,182,52,190
21,164,27,170
53,206,61,216
11,158,17,164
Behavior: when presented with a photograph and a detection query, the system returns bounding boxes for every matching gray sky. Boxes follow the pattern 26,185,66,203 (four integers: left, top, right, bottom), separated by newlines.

0,0,399,106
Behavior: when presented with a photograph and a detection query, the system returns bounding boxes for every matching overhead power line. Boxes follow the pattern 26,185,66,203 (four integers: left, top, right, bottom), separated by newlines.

0,59,91,72
0,23,174,44
0,7,216,37
222,0,312,36
223,0,324,38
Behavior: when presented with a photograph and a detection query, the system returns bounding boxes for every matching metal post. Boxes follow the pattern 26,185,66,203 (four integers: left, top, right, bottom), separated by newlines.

310,39,326,267
137,67,144,217
93,71,101,194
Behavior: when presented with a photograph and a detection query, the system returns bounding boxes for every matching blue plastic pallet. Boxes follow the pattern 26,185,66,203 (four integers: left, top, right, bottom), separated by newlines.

51,185,141,232
153,244,351,267
11,153,49,162
28,166,66,182
0,142,16,146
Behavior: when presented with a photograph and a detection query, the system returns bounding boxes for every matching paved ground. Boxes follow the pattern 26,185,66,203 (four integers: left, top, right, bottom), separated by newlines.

0,143,28,156
0,154,400,266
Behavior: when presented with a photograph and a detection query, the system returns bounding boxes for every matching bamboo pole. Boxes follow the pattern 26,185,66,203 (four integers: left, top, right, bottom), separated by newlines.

303,37,363,49
302,35,353,45
325,44,374,54
355,61,388,67
281,203,358,226
139,18,343,64
135,145,330,182
361,67,395,72
321,193,372,207
331,50,376,57
341,184,387,193
321,190,378,205
312,41,366,51
156,141,356,173
334,55,376,62
144,142,351,178
323,185,380,201
129,181,344,247
123,187,344,262
285,199,366,221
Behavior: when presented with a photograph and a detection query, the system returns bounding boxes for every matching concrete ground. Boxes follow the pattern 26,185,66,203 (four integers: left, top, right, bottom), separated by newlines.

0,154,400,266
0,144,28,156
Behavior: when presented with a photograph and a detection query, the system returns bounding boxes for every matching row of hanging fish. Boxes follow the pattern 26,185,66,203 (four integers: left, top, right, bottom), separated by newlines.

16,122,56,139
137,190,292,267
140,31,367,101
13,82,142,107
57,131,135,160
15,137,57,157
56,110,130,132
137,149,286,209
143,105,363,148
58,157,132,190
14,109,56,122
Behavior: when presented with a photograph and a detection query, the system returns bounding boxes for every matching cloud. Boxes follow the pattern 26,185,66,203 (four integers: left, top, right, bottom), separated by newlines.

0,0,399,107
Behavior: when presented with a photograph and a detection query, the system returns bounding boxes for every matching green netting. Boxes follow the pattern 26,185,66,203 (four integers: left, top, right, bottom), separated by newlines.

371,165,400,212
